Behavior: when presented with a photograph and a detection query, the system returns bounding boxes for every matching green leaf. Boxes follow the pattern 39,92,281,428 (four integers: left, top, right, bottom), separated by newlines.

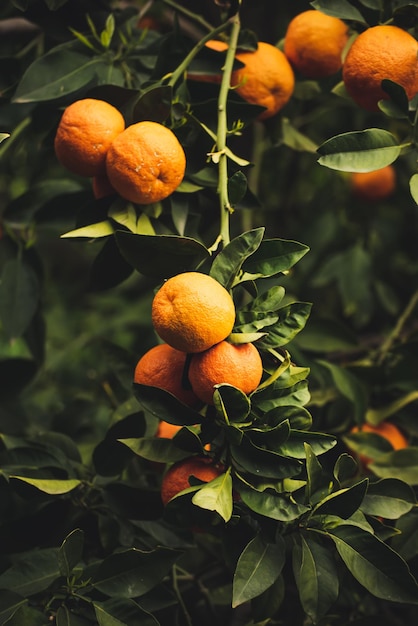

325,525,418,603
240,238,309,281
318,360,367,423
92,548,180,598
60,221,114,239
317,129,401,172
131,85,172,125
118,437,188,464
305,443,331,504
278,430,336,459
100,14,115,49
231,436,302,479
281,117,318,153
252,380,311,413
361,478,416,519
133,383,202,425
9,476,81,494
0,590,27,624
366,390,418,426
239,487,309,521
312,479,368,519
0,259,40,339
210,228,264,290
214,384,251,423
293,533,339,623
232,534,285,607
256,302,312,349
192,471,233,522
410,173,418,204
115,232,210,278
379,79,410,119
13,45,107,102
0,547,60,596
369,447,418,484
311,0,367,23
58,529,85,578
94,598,159,626
0,133,10,144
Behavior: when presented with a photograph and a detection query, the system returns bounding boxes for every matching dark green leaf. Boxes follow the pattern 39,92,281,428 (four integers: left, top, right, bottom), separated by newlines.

293,533,339,623
210,228,264,290
361,478,416,519
257,302,312,348
93,548,180,598
369,447,418,484
0,259,40,339
0,548,60,596
305,443,333,505
239,487,309,521
58,529,85,578
278,430,336,459
318,360,367,423
325,525,418,603
214,384,251,423
232,534,285,607
240,238,309,281
231,436,302,479
115,232,210,278
313,479,368,519
311,0,367,22
228,171,248,206
119,437,188,463
379,80,410,118
94,598,159,626
317,129,401,172
0,590,27,625
133,383,202,425
131,85,172,124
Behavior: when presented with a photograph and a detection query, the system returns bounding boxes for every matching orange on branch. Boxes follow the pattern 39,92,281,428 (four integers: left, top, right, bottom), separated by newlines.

161,455,223,506
342,25,418,112
284,10,349,78
105,121,186,205
151,272,236,354
134,343,200,407
188,340,263,405
54,98,125,177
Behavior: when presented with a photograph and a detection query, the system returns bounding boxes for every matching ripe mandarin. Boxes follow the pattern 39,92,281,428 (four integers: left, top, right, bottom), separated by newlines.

350,164,396,202
151,272,236,354
105,121,186,205
134,343,200,407
188,340,263,405
161,455,223,505
342,25,418,112
54,98,125,177
284,10,349,78
190,40,294,119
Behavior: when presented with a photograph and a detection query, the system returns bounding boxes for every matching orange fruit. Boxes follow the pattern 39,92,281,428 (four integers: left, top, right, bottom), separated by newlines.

155,420,183,439
342,25,418,112
350,165,396,202
151,272,236,353
161,455,223,505
350,421,408,466
134,343,200,407
188,340,263,405
105,121,186,205
284,10,349,79
190,40,294,120
92,172,116,199
54,98,125,177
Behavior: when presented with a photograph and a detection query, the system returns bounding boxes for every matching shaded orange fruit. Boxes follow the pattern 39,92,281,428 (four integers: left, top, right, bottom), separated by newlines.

151,272,236,353
188,340,263,405
155,420,183,438
284,10,349,78
54,98,125,177
342,25,418,112
350,165,396,202
190,40,294,120
161,455,223,505
105,121,186,205
92,172,116,199
350,421,408,466
134,343,200,407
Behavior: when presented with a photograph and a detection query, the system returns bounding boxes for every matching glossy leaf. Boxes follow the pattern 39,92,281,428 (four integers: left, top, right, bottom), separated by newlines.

94,598,159,626
231,436,302,479
192,471,233,522
232,534,285,607
325,525,418,603
278,430,336,459
311,0,367,22
361,478,416,519
9,476,81,495
239,238,310,281
58,529,85,578
293,533,339,623
61,221,114,239
210,228,264,289
118,437,188,464
115,232,210,278
239,487,309,522
0,259,40,339
133,383,202,425
0,547,60,596
317,128,401,172
312,479,368,519
92,547,180,598
214,384,251,423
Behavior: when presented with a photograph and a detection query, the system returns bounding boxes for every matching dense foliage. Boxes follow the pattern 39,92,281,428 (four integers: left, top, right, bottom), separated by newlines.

1,1,418,625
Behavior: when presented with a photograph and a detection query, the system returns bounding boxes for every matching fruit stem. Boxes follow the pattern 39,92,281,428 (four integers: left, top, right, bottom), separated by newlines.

215,7,242,248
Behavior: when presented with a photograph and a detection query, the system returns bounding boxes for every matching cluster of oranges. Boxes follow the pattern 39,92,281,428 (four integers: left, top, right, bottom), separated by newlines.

191,10,417,121
133,271,264,507
54,98,186,204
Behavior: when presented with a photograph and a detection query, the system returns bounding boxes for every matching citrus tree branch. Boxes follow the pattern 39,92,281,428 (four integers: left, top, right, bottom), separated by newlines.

375,288,418,364
162,0,216,33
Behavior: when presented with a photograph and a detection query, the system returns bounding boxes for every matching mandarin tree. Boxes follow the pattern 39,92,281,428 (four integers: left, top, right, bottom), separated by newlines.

1,1,418,625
